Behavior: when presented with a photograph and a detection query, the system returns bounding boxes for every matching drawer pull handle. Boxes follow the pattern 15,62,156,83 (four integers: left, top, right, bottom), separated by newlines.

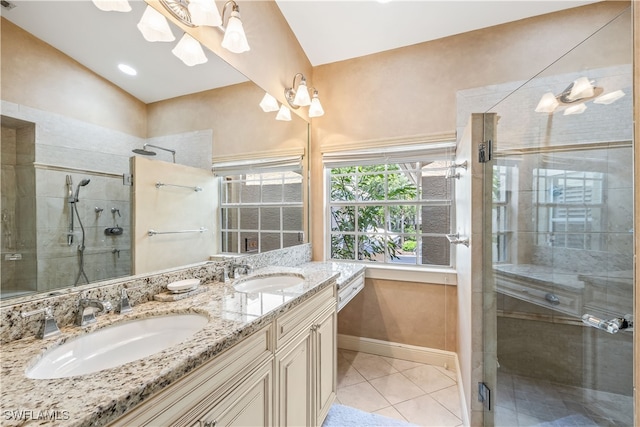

201,420,217,427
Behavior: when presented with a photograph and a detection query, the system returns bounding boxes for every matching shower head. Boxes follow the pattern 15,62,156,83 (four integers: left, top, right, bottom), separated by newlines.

132,143,175,163
74,179,91,202
132,146,157,156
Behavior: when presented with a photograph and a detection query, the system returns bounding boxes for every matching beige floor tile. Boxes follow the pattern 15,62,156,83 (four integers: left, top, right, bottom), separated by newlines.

349,352,399,380
381,356,426,372
402,364,456,394
430,384,462,418
336,381,390,413
373,406,409,422
395,394,462,427
337,363,366,389
435,365,458,381
369,372,425,405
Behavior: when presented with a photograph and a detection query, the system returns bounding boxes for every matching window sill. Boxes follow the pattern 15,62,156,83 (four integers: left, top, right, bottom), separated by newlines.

363,264,457,285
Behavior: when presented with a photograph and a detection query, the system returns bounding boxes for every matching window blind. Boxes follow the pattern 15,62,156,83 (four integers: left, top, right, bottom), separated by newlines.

212,155,303,176
322,141,456,168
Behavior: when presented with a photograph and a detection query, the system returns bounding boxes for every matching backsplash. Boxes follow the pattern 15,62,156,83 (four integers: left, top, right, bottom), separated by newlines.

0,244,311,344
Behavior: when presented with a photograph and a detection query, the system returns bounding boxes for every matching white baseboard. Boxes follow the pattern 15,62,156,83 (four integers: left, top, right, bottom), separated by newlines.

337,334,469,426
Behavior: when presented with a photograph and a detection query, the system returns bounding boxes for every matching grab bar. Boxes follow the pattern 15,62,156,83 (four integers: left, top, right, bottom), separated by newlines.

155,182,202,192
148,227,208,237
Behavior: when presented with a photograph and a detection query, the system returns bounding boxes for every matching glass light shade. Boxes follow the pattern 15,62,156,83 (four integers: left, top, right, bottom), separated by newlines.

137,6,175,42
187,0,222,26
308,96,324,118
172,33,208,66
563,103,587,116
535,92,559,113
221,11,250,53
276,105,292,121
92,0,131,12
568,76,594,101
594,90,625,105
259,93,280,112
292,81,311,107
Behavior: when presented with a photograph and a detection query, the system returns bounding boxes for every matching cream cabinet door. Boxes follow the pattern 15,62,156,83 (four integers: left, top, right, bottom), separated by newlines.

276,331,313,427
314,308,336,426
195,360,273,427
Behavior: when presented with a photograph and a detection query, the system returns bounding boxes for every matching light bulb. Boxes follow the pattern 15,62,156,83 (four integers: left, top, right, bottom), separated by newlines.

137,6,175,42
172,33,208,66
276,105,292,121
221,10,250,53
259,93,280,112
535,92,559,113
188,0,222,27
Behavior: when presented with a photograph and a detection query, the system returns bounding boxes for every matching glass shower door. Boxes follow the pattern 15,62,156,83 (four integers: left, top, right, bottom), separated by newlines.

478,6,634,427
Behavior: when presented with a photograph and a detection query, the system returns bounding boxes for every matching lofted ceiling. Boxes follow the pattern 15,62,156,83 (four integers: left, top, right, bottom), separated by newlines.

2,0,598,104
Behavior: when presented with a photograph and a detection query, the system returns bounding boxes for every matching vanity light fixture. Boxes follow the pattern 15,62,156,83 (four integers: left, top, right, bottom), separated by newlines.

137,5,175,42
157,0,249,54
276,105,292,121
172,33,208,66
308,88,324,118
284,73,325,117
220,1,250,53
259,93,280,112
91,0,131,12
535,76,605,115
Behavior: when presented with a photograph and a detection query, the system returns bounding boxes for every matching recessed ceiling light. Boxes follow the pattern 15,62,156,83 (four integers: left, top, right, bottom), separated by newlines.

118,63,137,76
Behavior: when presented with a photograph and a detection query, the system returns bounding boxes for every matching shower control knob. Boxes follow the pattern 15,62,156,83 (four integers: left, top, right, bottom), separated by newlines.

104,227,124,236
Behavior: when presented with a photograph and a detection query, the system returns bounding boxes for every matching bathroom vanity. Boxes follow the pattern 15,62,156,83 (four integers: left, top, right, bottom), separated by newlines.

0,259,365,427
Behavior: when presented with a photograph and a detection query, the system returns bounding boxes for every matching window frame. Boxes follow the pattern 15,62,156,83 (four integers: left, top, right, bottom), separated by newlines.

324,146,456,268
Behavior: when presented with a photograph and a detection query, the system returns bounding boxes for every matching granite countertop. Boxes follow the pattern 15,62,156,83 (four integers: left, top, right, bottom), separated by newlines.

0,262,364,427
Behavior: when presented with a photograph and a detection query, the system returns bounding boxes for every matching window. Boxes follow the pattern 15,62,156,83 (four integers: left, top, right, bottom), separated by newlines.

219,169,304,253
325,145,455,267
492,165,510,263
533,168,604,250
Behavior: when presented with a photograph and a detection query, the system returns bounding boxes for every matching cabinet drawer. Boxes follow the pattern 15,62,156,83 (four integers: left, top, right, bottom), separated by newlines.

275,284,335,350
110,324,273,427
337,273,364,312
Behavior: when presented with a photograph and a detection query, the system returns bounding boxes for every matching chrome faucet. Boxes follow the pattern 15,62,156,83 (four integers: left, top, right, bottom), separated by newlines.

77,298,113,326
232,263,253,278
21,306,61,339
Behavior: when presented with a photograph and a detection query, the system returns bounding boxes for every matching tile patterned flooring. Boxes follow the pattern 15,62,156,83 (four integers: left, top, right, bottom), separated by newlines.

335,349,463,427
495,371,635,427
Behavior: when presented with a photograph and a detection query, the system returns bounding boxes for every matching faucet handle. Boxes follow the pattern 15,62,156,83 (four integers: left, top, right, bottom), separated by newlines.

118,289,133,314
21,306,61,339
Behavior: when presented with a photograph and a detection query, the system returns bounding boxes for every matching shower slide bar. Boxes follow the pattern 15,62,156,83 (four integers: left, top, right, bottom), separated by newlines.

155,182,203,192
148,227,208,237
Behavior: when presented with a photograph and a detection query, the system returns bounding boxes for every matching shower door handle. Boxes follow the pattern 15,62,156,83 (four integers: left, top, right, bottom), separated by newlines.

581,313,633,334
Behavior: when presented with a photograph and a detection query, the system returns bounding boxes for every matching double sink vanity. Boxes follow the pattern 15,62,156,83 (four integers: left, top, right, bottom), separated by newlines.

0,250,365,427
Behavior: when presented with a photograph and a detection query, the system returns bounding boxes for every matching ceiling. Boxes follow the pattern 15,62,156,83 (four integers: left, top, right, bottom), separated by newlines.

2,0,598,104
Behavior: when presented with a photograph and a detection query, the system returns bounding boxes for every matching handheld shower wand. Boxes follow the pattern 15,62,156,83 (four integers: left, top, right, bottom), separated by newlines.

67,175,74,246
73,178,91,286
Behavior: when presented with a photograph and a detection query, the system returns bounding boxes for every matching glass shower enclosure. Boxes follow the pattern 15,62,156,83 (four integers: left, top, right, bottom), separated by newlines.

481,6,634,426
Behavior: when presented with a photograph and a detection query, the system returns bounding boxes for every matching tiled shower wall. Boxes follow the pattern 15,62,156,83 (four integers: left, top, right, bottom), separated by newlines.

1,100,213,296
1,124,37,296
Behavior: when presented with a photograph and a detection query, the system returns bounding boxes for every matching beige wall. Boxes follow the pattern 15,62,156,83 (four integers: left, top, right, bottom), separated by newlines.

338,278,457,352
146,81,308,160
0,18,147,138
308,1,631,261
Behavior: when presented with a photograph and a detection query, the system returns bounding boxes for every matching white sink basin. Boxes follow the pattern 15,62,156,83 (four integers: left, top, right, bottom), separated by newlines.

26,313,208,379
234,273,305,293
